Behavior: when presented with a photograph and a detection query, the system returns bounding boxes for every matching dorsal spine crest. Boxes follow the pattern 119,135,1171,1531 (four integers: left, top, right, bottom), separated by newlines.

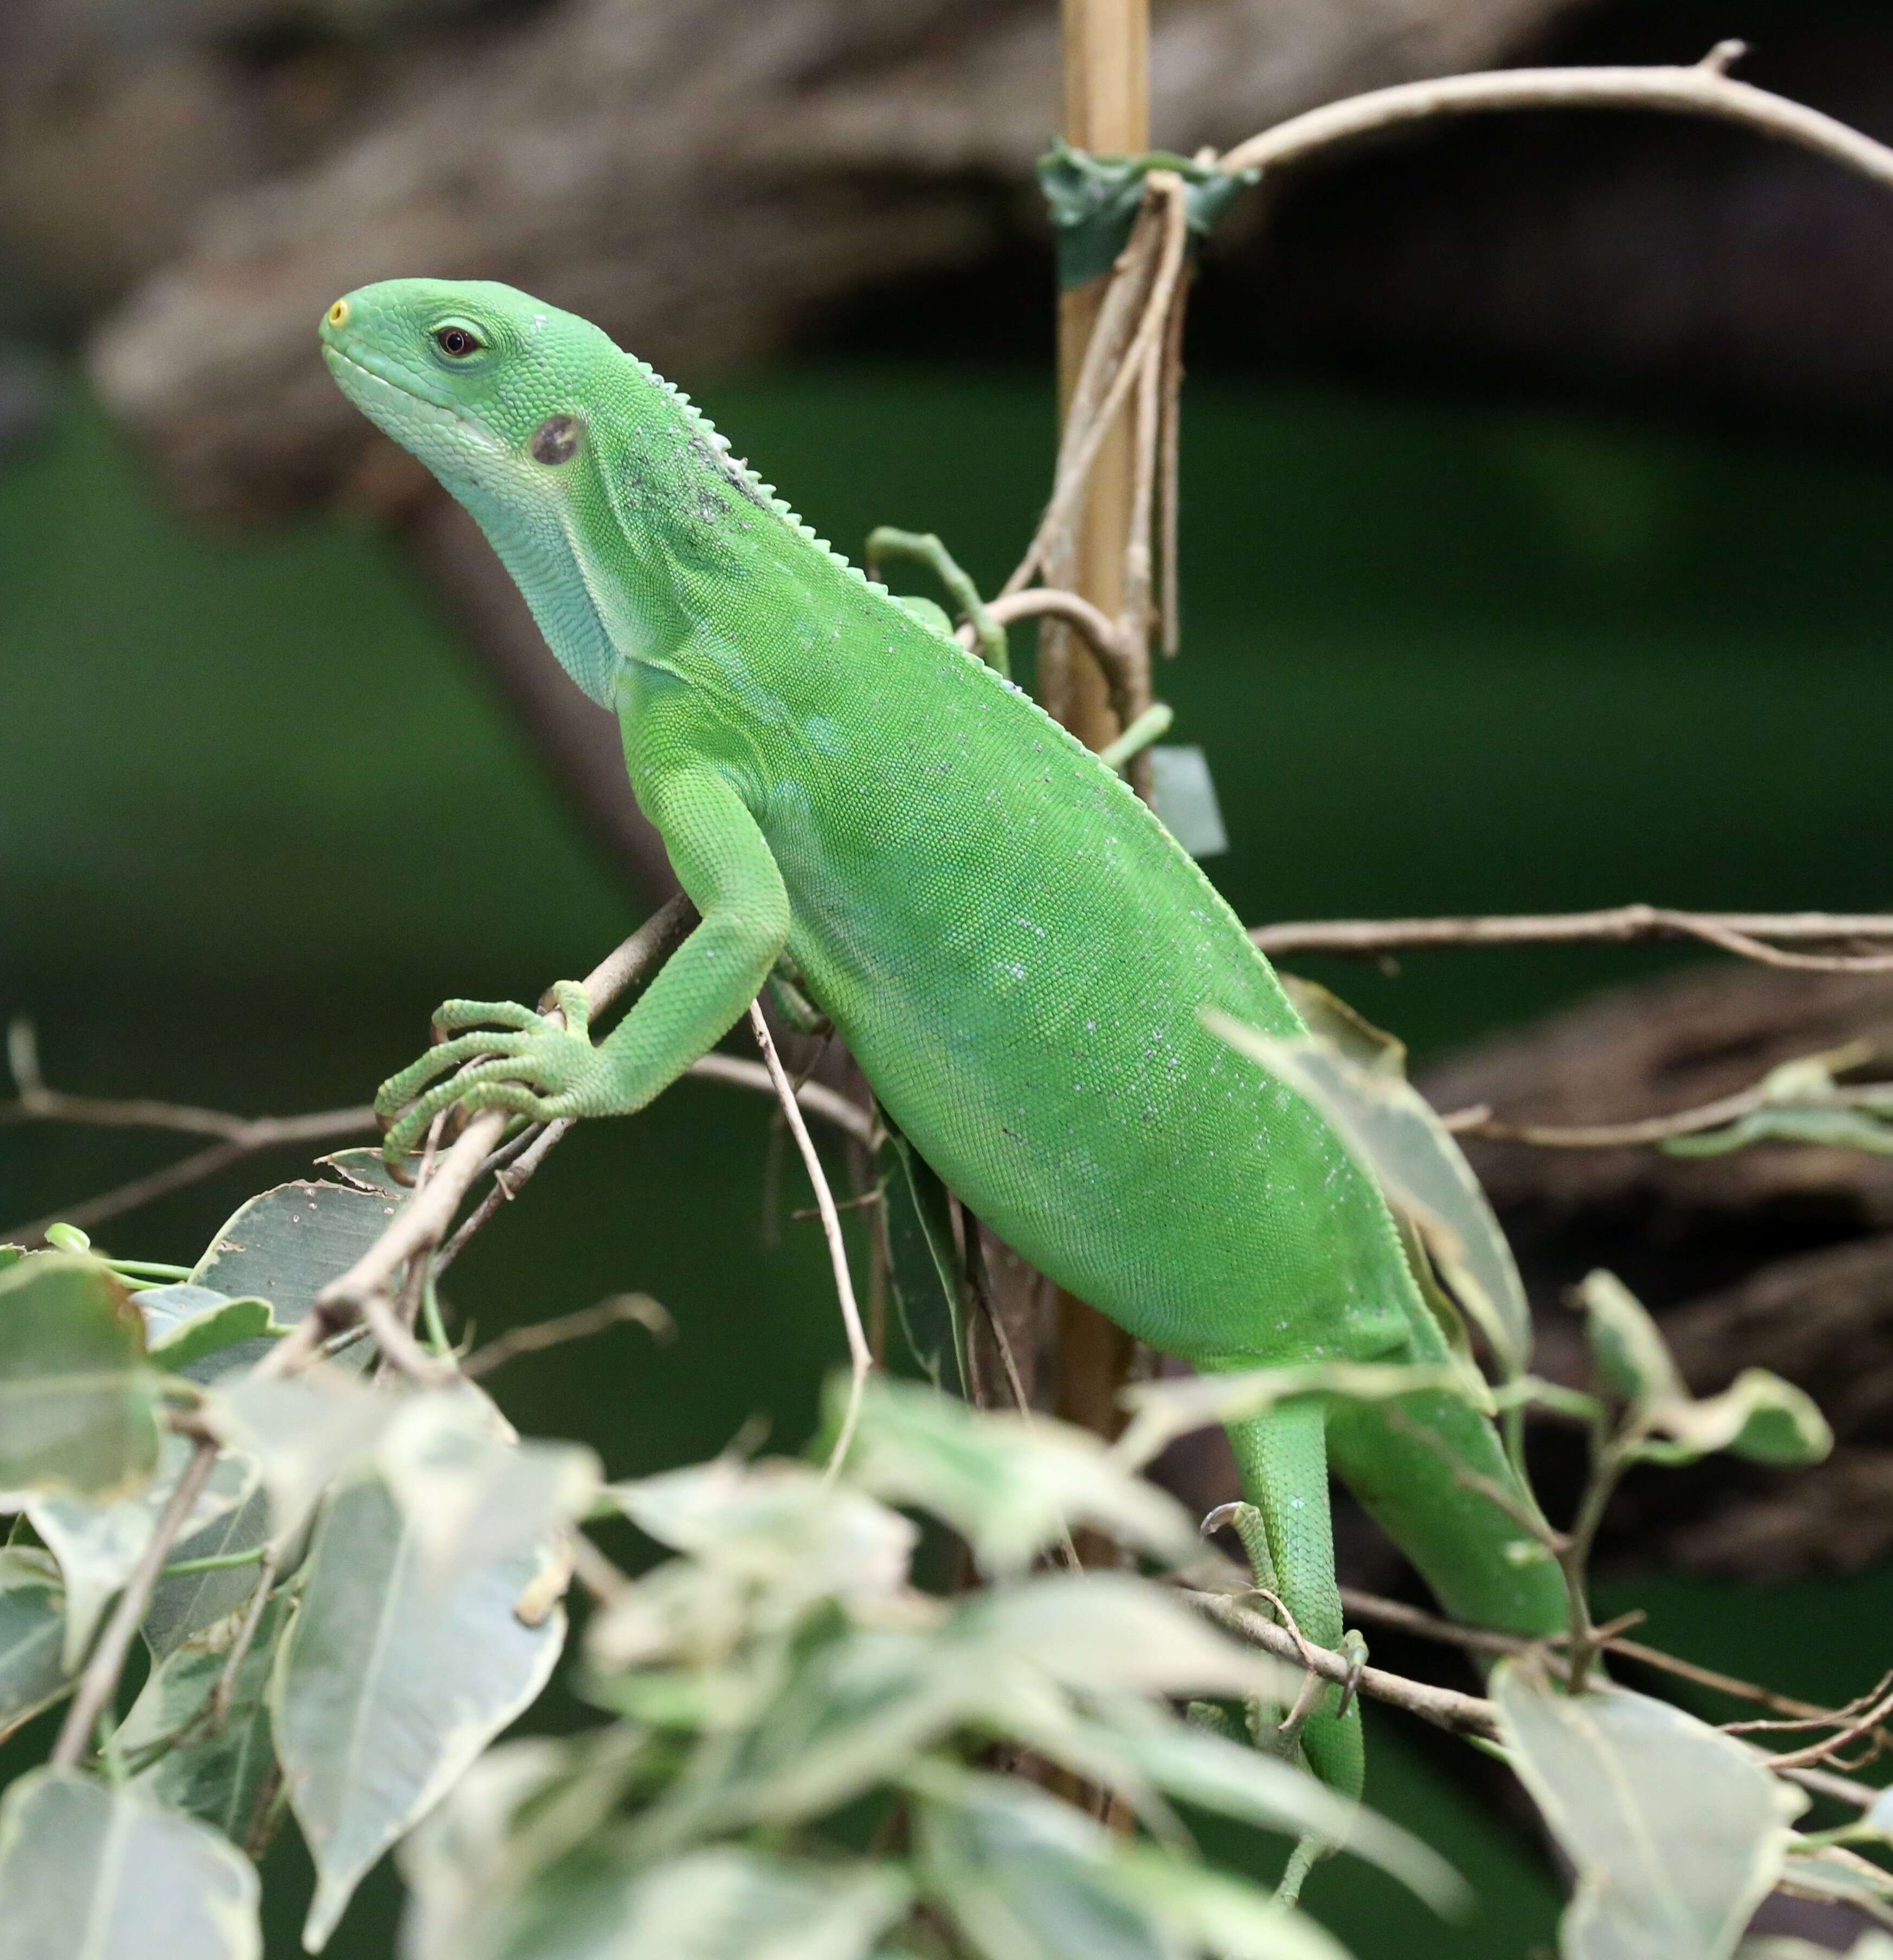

623,347,883,595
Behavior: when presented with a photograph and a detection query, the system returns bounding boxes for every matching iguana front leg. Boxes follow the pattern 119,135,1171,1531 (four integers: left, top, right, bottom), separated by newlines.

377,768,789,1160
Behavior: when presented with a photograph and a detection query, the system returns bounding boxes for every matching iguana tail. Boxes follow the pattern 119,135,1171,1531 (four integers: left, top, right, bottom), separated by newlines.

1327,1382,1569,1641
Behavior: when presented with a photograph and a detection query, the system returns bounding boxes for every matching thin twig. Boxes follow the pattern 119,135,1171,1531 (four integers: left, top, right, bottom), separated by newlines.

1247,1587,1329,1747
1336,1584,1843,1728
1006,200,1162,604
685,1054,874,1145
1721,1674,1893,1737
50,1437,220,1766
963,1210,1080,1572
433,1117,573,1277
1252,904,1893,972
1610,1636,1856,1722
972,589,1138,708
461,1294,675,1378
1339,1585,1547,1664
1444,1065,1893,1150
3,1109,378,1246
748,1004,872,1477
429,1055,870,1280
1762,1679,1893,1772
1217,53,1893,196
1156,260,1188,660
1012,176,1192,606
208,1543,282,1733
790,1189,881,1221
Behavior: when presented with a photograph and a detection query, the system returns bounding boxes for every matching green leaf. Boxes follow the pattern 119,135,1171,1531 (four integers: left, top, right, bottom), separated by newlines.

969,1572,1284,1705
589,1454,913,1668
602,1456,913,1607
1664,1054,1893,1160
188,1177,410,1379
1493,1662,1805,1960
120,1591,294,1849
0,1549,70,1740
1205,1015,1531,1377
656,1623,978,1829
398,1740,584,1960
1116,1361,1470,1471
144,1477,276,1662
1016,1700,1460,1911
1575,1271,1683,1408
841,1375,1197,1576
27,1432,253,1669
313,1147,418,1195
1741,1938,1893,1960
877,1117,969,1396
661,1572,1279,1839
1777,1842,1893,1922
1666,1105,1893,1157
0,1252,162,1500
1277,974,1408,1079
1109,1848,1356,1960
275,1474,565,1950
915,1770,1174,1960
205,1368,401,1536
0,1768,261,1960
427,1843,915,1960
377,1390,601,1587
1637,1369,1833,1469
1575,1273,1833,1468
139,1286,281,1372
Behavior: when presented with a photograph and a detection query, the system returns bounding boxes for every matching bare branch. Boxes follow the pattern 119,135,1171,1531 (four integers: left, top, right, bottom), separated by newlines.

1253,904,1893,972
2,1027,376,1248
747,1003,872,1477
1180,1587,1500,1739
1218,56,1893,198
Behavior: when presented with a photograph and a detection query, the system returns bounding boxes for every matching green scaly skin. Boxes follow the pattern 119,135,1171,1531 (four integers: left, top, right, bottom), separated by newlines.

320,279,1567,1812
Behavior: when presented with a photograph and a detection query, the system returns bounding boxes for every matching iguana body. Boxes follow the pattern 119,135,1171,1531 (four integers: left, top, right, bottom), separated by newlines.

320,280,1566,1802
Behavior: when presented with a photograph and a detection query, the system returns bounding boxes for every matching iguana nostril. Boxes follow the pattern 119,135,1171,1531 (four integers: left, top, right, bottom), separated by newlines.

325,299,350,330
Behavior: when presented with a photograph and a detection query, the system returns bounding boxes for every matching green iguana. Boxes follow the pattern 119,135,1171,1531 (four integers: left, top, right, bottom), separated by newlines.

320,278,1566,1830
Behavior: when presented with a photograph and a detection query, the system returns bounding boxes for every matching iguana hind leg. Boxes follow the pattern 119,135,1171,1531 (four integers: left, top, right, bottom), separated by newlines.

1224,1398,1363,1854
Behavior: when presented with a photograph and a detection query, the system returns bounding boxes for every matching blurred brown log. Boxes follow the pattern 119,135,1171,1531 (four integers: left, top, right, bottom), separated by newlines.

67,0,1582,517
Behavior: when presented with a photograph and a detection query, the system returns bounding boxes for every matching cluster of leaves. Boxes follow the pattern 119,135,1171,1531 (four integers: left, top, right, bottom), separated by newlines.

0,1146,1461,1960
7,981,1893,1960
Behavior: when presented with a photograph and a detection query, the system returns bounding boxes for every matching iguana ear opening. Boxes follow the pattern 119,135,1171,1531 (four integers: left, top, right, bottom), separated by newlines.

531,415,581,466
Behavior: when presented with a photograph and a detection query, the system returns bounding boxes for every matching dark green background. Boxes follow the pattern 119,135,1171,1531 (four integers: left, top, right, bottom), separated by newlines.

4,359,1891,1955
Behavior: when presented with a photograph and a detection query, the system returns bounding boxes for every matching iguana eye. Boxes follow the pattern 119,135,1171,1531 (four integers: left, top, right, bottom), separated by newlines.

434,326,481,358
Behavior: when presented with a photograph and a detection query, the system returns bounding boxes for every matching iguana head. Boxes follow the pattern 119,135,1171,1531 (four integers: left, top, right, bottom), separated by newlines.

320,277,638,705
320,278,611,491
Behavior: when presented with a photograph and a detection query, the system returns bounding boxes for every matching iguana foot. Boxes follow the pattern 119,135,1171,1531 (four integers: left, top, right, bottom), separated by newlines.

376,983,603,1160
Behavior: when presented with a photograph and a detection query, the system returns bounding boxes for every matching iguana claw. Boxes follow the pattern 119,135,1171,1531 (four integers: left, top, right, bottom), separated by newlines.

375,987,602,1162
